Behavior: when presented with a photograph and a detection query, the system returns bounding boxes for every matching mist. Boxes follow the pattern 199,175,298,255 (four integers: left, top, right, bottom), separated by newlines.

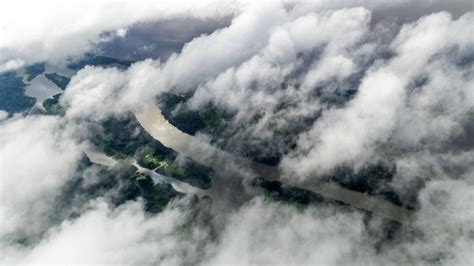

1,0,473,265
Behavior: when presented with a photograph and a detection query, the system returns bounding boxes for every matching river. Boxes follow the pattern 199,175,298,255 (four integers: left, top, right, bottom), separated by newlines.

84,148,208,196
23,63,74,109
132,101,414,223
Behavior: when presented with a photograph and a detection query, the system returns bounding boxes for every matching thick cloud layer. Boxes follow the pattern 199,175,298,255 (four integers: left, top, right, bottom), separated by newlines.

0,115,83,245
282,11,474,177
0,0,242,68
204,199,369,265
59,3,473,177
15,200,189,265
1,0,473,265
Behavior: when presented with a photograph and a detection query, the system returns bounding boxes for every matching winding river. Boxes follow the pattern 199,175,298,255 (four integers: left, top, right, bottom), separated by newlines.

27,63,413,222
132,102,414,223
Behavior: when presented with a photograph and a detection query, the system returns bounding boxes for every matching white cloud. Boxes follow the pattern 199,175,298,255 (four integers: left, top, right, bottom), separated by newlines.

16,199,190,265
0,59,25,73
0,111,8,121
0,0,244,65
61,65,132,121
185,5,373,145
115,28,128,38
205,199,371,265
1,2,473,265
281,11,474,178
59,2,291,121
161,1,289,91
0,115,83,241
378,179,474,265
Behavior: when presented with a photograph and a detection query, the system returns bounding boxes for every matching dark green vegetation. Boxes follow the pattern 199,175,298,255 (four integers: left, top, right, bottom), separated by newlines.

67,54,134,70
91,113,175,160
150,157,213,190
321,162,415,209
157,93,409,208
156,92,296,166
42,93,65,116
254,177,346,210
25,63,45,81
157,92,234,136
254,176,402,247
157,92,205,134
11,155,188,246
0,71,36,113
58,158,182,219
118,171,183,214
227,134,292,166
45,73,70,90
157,92,278,164
91,113,213,189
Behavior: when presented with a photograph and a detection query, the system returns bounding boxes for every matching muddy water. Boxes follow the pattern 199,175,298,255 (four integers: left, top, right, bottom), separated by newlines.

23,63,74,109
84,149,118,167
133,102,262,207
84,148,209,196
133,161,209,196
133,102,413,222
24,75,63,109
